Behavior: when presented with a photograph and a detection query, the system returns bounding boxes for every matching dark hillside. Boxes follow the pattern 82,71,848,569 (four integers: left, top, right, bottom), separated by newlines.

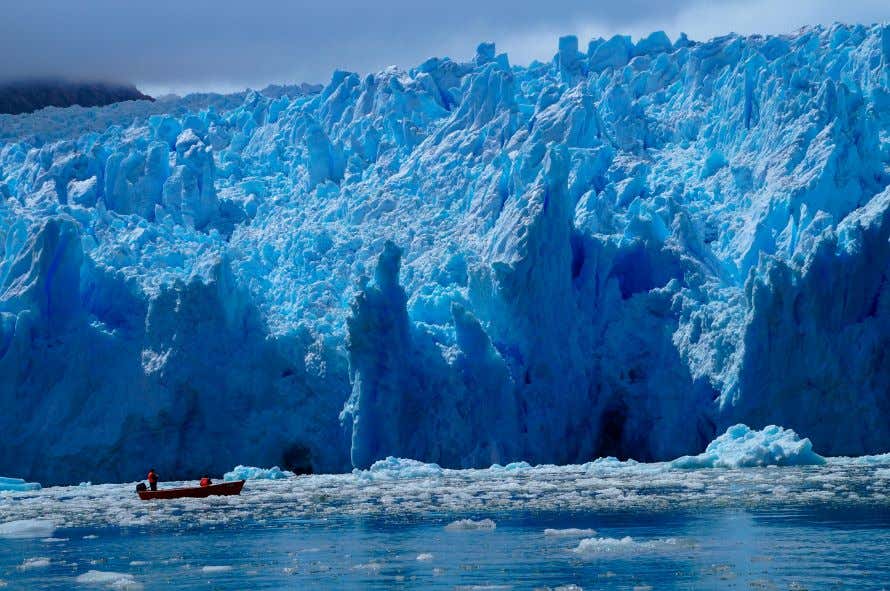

0,79,152,114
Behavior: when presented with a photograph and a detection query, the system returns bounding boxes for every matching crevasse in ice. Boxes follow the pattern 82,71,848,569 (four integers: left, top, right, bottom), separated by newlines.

0,24,888,484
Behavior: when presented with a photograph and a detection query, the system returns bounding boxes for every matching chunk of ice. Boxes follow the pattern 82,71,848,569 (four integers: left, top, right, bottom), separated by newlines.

671,425,826,469
357,457,444,480
0,476,41,492
223,465,293,481
544,528,597,537
75,571,143,590
572,536,677,556
0,519,55,539
445,518,496,531
18,558,51,570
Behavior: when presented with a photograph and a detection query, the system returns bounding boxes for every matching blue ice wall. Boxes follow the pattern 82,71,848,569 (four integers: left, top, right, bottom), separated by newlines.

0,24,888,483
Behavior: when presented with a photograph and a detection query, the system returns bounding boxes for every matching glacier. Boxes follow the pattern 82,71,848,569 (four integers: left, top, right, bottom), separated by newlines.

0,24,888,485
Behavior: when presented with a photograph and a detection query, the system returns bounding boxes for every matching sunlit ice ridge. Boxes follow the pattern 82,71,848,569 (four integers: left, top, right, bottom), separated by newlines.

0,23,888,485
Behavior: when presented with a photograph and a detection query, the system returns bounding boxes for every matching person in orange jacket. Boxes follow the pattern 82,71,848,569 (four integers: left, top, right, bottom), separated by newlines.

200,475,212,487
147,468,159,491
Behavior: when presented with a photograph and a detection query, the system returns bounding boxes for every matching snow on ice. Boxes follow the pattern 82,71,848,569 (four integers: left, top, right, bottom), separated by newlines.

0,24,888,484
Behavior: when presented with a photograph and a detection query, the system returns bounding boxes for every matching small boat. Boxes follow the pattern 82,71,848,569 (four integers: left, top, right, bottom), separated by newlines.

137,480,245,500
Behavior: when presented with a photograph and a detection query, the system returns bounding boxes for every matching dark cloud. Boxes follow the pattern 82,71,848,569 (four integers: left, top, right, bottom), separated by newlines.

0,0,887,94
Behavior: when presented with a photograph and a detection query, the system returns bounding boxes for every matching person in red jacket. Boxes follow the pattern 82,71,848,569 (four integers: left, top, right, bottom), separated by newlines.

147,468,159,491
200,476,212,487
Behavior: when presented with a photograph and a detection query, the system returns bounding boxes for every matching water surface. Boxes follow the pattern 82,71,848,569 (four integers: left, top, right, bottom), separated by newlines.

2,460,889,589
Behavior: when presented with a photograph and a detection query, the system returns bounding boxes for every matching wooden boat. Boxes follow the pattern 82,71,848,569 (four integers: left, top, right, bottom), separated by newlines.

137,480,245,500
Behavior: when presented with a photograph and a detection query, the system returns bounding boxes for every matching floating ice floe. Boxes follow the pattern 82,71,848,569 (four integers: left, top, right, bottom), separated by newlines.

830,453,890,466
0,477,41,493
572,536,678,556
223,465,294,481
488,462,533,474
445,519,497,531
17,558,50,570
0,520,55,539
75,571,142,590
357,457,444,480
544,528,597,537
670,424,826,469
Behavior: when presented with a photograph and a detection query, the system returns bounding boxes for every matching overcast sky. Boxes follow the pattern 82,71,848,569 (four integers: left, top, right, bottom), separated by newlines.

1,0,887,96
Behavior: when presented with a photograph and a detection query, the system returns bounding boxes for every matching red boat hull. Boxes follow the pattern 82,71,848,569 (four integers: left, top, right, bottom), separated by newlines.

137,480,245,500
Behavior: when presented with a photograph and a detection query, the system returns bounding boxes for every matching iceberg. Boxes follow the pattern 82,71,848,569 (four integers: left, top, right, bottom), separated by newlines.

0,476,41,492
357,456,444,480
223,465,294,481
0,24,888,484
671,424,826,469
488,461,533,473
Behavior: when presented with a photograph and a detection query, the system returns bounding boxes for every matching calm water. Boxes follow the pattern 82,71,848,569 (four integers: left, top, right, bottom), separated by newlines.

2,461,889,589
2,508,890,589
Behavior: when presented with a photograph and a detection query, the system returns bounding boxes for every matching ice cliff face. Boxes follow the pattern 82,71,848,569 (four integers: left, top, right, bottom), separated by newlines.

1,24,888,484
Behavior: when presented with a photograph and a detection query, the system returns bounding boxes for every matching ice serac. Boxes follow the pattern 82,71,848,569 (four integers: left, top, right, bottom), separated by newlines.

343,241,520,468
0,25,888,484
